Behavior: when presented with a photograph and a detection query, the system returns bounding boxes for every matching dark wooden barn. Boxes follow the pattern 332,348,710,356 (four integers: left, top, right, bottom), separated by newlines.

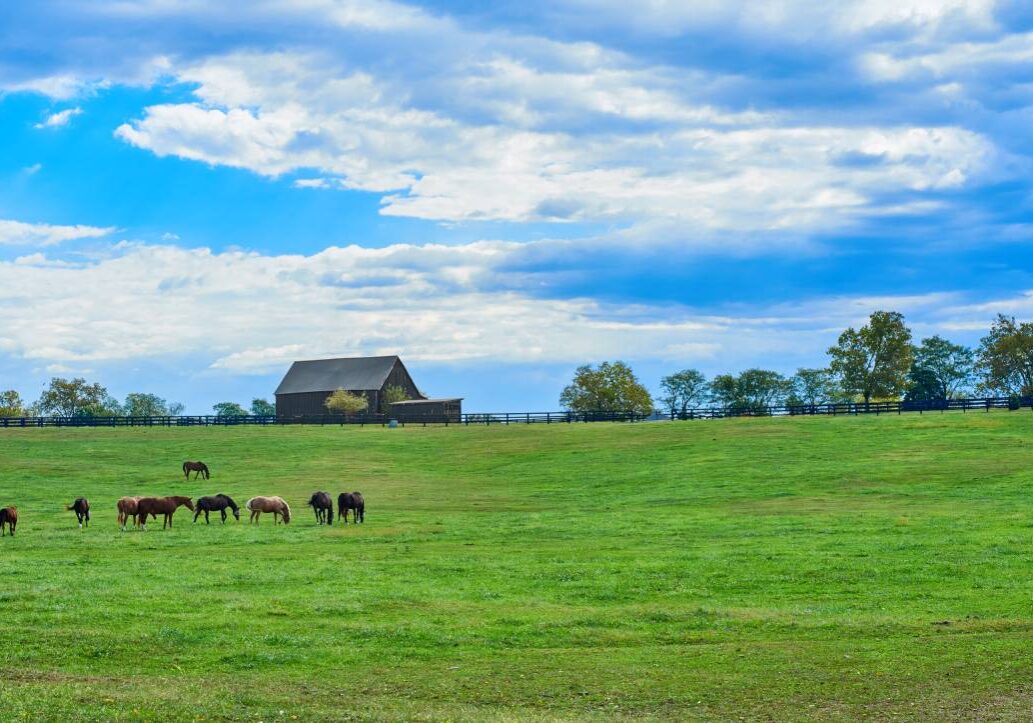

389,397,463,423
274,355,424,418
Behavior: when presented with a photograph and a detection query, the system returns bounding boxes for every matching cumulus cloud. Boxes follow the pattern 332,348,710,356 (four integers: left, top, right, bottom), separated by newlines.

34,107,83,129
0,219,116,246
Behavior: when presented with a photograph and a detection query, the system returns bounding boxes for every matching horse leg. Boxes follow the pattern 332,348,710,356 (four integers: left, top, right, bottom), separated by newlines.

220,509,226,524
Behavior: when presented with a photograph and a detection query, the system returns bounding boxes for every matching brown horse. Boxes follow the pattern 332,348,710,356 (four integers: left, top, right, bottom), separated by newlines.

246,496,291,525
0,506,17,536
182,461,210,480
307,491,333,525
67,497,90,528
117,496,142,531
337,492,365,524
136,496,194,530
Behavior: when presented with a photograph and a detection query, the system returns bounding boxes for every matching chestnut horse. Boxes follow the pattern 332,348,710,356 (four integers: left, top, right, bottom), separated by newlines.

67,497,90,528
337,492,365,524
246,496,291,525
136,496,194,530
307,491,333,525
117,496,142,531
0,506,17,536
182,461,210,480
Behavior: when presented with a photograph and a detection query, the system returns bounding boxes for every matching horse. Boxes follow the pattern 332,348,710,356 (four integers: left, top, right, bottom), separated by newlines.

307,491,333,525
67,497,90,528
246,496,291,525
182,461,210,480
117,496,142,531
194,494,240,524
337,492,365,524
136,496,194,530
0,506,17,536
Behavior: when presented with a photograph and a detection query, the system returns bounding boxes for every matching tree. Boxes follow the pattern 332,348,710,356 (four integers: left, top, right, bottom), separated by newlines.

123,392,180,417
0,390,25,417
904,365,943,402
709,369,790,412
36,377,121,417
213,401,248,417
827,311,914,404
658,369,707,418
380,384,410,413
324,389,369,416
250,398,276,416
167,402,185,416
559,361,653,414
910,335,975,400
786,368,844,407
976,315,1033,396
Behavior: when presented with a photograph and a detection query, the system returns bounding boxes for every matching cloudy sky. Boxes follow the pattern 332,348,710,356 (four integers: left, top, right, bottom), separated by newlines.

1,0,1031,412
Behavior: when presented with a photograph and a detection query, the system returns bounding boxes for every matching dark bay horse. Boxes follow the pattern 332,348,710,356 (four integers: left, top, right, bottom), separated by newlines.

137,496,194,530
0,506,17,536
194,494,240,524
182,461,210,480
117,496,142,531
337,492,365,524
307,491,333,525
67,497,90,528
246,496,291,525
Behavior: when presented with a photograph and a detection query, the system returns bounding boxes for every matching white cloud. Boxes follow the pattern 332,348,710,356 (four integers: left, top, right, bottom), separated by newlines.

34,107,83,129
23,163,42,175
0,219,116,246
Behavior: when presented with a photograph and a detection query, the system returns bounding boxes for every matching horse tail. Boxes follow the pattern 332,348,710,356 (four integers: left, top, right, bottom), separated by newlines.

245,498,254,512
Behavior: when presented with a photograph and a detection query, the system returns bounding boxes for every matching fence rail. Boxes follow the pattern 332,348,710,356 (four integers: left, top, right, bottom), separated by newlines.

0,396,1030,428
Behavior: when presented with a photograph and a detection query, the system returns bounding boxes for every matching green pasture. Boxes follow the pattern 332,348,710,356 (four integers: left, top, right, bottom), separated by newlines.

0,412,1032,720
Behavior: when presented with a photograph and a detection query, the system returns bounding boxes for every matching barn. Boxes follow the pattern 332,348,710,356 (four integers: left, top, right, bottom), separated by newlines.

275,355,426,418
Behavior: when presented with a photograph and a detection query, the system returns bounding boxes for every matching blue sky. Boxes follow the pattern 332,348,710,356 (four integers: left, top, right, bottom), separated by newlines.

0,0,1031,412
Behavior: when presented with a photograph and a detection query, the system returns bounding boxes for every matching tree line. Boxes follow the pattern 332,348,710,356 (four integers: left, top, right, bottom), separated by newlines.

560,312,1033,415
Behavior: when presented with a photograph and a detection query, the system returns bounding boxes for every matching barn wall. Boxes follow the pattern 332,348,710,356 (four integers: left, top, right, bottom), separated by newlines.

389,400,462,422
275,391,332,418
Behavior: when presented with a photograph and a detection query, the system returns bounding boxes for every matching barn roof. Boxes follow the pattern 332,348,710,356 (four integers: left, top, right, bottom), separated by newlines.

275,356,401,395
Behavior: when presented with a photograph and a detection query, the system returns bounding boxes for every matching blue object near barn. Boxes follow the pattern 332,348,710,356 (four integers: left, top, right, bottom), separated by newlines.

388,419,399,429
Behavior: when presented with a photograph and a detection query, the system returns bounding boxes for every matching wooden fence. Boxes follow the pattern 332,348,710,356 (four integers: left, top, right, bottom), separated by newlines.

0,396,1029,428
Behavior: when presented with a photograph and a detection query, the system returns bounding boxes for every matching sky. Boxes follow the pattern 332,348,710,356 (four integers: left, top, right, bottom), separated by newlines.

1,0,1032,413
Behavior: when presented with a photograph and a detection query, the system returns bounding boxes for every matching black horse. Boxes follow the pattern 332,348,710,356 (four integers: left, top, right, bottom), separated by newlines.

193,494,240,524
67,497,90,529
337,492,365,524
307,491,334,525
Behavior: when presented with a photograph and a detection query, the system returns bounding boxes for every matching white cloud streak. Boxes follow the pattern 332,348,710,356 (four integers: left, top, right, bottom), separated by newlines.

0,219,116,246
34,107,83,129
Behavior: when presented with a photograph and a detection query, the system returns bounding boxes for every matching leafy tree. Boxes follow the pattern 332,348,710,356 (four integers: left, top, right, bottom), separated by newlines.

658,369,708,418
786,368,845,407
559,361,653,414
976,315,1033,396
167,401,185,416
124,392,179,417
36,377,121,417
909,335,975,400
213,401,248,417
709,369,790,412
0,389,25,417
828,311,914,404
324,389,369,416
250,398,276,416
380,384,410,413
904,365,943,402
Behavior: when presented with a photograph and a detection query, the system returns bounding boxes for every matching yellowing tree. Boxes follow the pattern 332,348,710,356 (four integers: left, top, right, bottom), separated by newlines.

324,388,369,416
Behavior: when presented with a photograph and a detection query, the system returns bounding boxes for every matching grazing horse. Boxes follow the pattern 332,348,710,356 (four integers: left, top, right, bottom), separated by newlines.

136,496,194,530
117,496,142,531
67,497,90,528
0,506,17,536
182,461,210,480
337,492,365,524
194,494,240,524
246,496,291,525
307,491,334,525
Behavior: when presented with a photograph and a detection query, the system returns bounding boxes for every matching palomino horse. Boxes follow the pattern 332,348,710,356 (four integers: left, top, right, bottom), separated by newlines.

0,506,17,536
182,461,210,480
67,497,90,528
117,496,142,531
136,496,194,530
337,492,365,524
246,496,291,525
307,491,333,525
194,494,240,524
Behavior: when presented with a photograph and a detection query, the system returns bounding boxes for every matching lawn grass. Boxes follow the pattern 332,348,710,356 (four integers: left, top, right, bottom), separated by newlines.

0,412,1032,720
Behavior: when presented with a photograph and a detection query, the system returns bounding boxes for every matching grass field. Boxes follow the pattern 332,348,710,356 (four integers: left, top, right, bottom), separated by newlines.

0,413,1032,721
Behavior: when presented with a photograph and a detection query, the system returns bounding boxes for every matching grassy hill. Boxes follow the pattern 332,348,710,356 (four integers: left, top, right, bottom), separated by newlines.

0,413,1031,720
